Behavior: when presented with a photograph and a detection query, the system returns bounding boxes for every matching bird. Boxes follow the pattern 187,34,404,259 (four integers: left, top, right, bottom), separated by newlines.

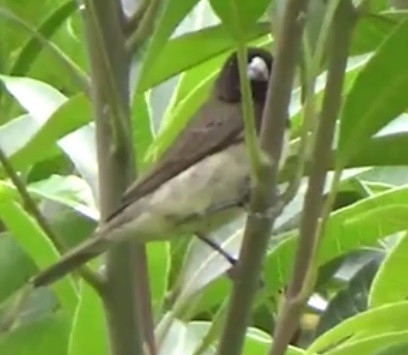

32,47,290,288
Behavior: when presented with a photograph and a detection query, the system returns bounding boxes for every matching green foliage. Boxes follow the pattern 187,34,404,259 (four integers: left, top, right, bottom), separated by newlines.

1,0,408,354
68,283,108,355
338,17,408,166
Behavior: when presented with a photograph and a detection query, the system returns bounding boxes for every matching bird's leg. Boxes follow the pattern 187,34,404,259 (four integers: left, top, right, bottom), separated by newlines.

195,234,263,286
195,233,237,266
196,233,242,282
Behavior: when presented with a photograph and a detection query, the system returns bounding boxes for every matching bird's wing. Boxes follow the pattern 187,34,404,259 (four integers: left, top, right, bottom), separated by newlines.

106,97,262,221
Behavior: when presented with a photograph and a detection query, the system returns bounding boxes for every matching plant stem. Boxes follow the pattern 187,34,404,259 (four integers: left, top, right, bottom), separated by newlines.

269,2,357,354
80,0,153,354
126,0,162,55
235,44,262,180
124,0,150,34
282,0,343,206
215,1,310,354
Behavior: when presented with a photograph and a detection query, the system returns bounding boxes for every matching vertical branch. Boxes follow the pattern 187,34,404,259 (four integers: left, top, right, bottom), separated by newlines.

215,1,310,355
269,2,357,354
80,0,152,354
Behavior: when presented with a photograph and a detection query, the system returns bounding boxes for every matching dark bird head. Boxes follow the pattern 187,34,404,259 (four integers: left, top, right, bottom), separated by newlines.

214,47,273,103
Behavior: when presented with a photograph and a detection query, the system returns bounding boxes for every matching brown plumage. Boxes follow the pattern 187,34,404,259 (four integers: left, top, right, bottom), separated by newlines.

110,47,272,218
32,48,274,288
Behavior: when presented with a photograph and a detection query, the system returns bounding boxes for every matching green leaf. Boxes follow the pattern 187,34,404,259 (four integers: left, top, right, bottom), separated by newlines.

136,0,200,91
288,54,370,139
243,327,304,355
131,93,154,171
147,242,170,312
28,174,97,220
189,277,231,315
58,124,98,198
159,320,304,355
137,23,270,91
0,186,77,313
350,13,397,55
173,228,241,309
0,287,57,327
0,314,70,355
158,318,199,355
0,74,67,119
315,259,379,337
9,0,77,77
68,282,108,355
0,76,96,191
318,332,408,355
265,186,408,295
0,6,87,89
374,341,408,355
369,233,408,308
0,234,36,303
347,132,408,168
0,93,91,172
306,301,408,354
338,17,408,165
209,0,269,40
0,114,57,168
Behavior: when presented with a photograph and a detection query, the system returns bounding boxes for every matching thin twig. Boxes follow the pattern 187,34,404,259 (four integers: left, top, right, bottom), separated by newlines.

215,2,310,354
281,0,342,206
235,45,262,180
124,0,150,34
126,0,162,55
0,147,105,294
269,2,357,354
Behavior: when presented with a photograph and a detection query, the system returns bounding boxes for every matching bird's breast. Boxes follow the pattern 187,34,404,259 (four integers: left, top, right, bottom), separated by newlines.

107,143,250,242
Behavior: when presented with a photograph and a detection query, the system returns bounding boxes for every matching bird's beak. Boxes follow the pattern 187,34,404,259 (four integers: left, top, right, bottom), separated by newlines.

247,56,269,81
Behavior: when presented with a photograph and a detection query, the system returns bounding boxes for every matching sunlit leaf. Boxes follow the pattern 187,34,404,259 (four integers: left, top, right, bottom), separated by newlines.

137,22,270,91
0,185,77,313
68,282,108,355
307,301,408,354
265,186,408,295
338,18,408,165
369,232,408,308
0,314,70,355
28,174,98,220
9,0,77,77
0,93,90,172
209,0,269,40
136,0,200,91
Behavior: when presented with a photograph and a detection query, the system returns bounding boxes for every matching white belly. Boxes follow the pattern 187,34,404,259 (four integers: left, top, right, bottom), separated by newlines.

105,144,249,242
102,130,289,243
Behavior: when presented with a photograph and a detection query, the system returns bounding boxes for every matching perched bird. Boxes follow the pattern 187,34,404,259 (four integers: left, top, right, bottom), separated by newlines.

32,47,289,287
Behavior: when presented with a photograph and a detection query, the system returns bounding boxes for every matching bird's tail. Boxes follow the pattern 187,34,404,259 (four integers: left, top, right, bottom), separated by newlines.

31,233,111,288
